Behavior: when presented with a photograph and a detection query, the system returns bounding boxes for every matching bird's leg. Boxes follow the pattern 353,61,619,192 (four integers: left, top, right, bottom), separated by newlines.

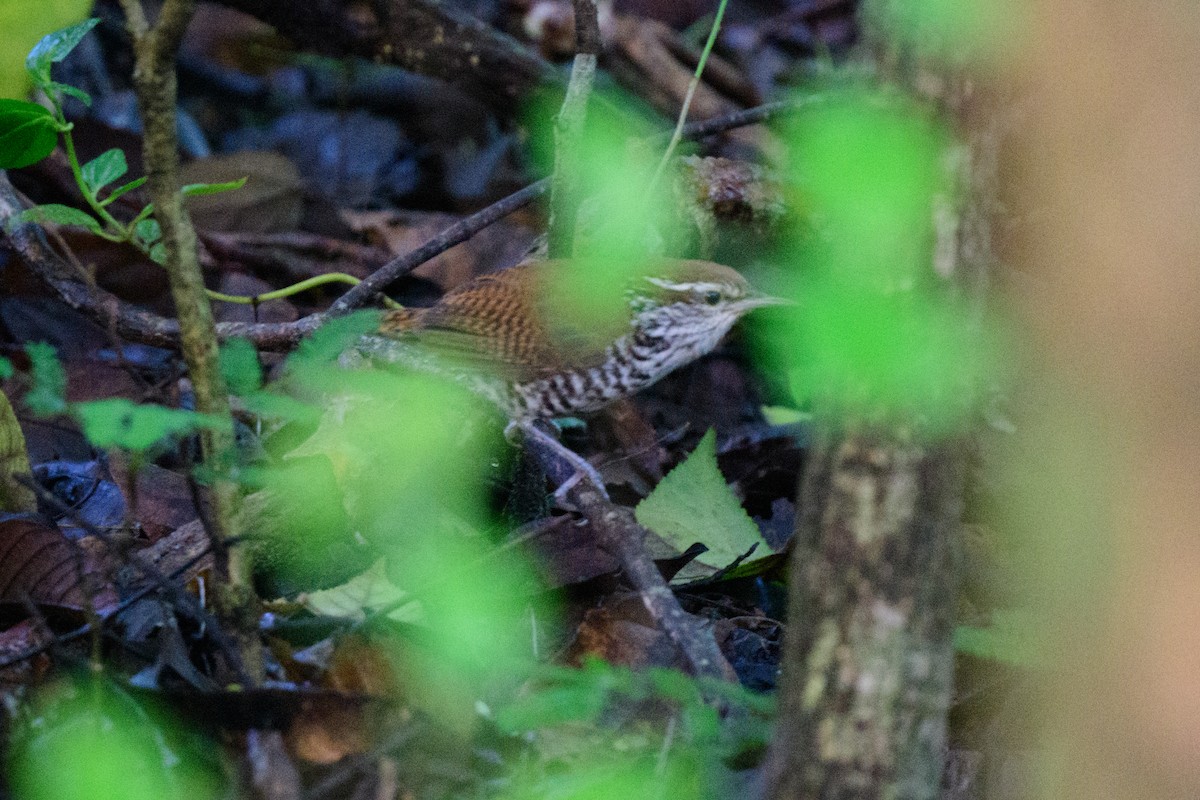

505,420,610,502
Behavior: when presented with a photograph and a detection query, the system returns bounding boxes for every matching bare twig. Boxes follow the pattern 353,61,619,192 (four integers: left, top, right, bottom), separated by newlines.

327,179,548,315
3,99,798,353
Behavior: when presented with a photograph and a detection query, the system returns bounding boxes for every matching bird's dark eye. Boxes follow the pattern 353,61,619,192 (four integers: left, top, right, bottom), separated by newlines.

704,290,721,305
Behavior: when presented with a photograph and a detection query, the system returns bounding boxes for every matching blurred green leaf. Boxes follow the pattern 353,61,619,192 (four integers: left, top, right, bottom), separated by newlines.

219,338,261,396
0,357,12,379
777,88,996,427
954,609,1043,666
9,679,220,800
134,217,160,247
286,312,382,375
526,91,672,350
24,341,67,415
80,148,127,193
181,177,247,197
24,18,99,90
237,390,318,425
787,90,949,284
499,745,703,800
493,680,609,733
760,405,809,425
872,0,1023,63
10,203,100,233
0,99,58,168
635,429,769,574
75,398,223,451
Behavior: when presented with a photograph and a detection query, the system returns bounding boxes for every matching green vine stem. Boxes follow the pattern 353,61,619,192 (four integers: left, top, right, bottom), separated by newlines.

648,0,730,192
206,272,404,308
48,99,401,311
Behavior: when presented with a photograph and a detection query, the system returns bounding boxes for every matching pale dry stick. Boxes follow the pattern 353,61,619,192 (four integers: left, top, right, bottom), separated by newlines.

547,0,601,257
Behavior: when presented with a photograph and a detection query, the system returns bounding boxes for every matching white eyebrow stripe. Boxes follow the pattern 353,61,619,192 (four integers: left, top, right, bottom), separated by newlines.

645,278,734,294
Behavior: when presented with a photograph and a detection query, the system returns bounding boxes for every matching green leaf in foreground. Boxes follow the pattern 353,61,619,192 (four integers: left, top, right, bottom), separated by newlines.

24,18,99,89
24,342,67,416
954,609,1043,667
75,398,223,451
219,338,262,396
80,148,127,193
133,218,160,246
0,99,58,169
9,203,100,233
181,177,247,197
9,679,219,800
635,429,769,574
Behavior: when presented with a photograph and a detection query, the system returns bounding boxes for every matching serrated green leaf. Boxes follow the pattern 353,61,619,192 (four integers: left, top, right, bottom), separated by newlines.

9,203,99,233
23,342,66,416
80,148,127,193
25,18,98,88
100,176,147,205
300,559,422,622
635,429,770,575
181,177,246,197
0,99,57,168
219,338,262,396
75,398,223,451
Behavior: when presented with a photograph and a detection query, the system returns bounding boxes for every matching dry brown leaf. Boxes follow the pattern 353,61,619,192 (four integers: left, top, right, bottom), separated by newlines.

341,209,537,290
180,151,305,234
0,514,117,611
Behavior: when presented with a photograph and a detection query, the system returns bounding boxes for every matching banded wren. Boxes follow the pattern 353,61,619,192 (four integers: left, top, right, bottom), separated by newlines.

357,258,786,422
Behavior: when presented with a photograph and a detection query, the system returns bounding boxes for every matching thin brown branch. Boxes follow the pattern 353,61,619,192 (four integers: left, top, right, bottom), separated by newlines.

572,0,602,55
4,99,796,353
327,179,548,314
211,0,557,108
